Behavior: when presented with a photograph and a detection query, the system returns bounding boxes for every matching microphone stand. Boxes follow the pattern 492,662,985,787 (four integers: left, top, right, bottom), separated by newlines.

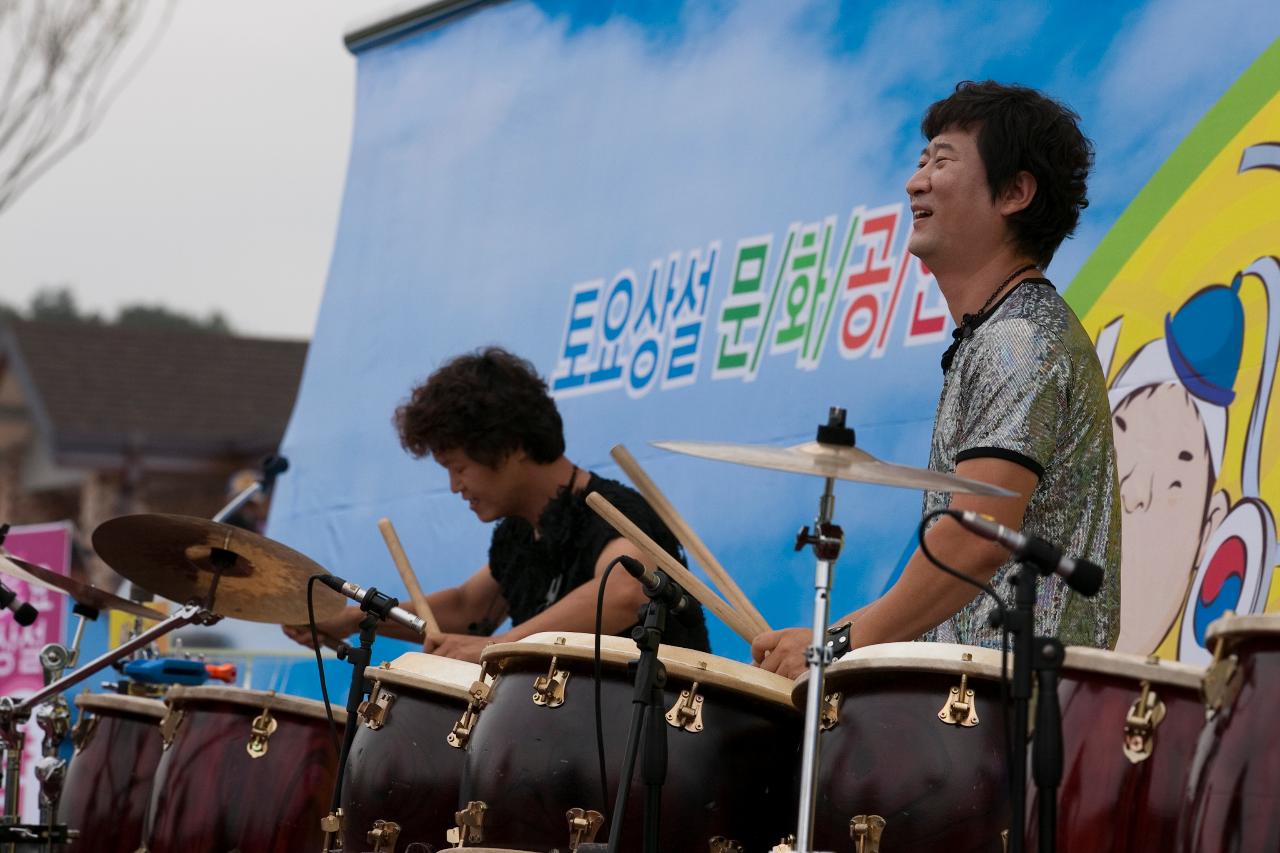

320,587,402,853
605,570,682,853
996,563,1064,853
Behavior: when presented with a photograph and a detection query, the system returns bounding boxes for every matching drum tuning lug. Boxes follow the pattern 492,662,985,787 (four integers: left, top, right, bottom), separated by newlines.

937,671,980,727
532,655,569,708
159,706,186,749
850,814,886,853
358,681,396,731
70,713,99,753
1123,680,1166,763
448,665,495,749
665,681,705,732
1001,828,1010,852
446,800,487,848
246,706,278,758
820,691,842,731
367,818,402,852
769,834,796,851
565,807,604,849
708,836,744,853
1201,637,1242,718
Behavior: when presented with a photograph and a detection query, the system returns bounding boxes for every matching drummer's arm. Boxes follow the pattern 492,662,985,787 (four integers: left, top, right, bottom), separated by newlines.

753,457,1036,677
842,457,1037,645
495,538,650,642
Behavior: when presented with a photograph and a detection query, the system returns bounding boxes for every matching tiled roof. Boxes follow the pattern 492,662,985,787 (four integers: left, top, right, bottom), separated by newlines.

1,320,307,459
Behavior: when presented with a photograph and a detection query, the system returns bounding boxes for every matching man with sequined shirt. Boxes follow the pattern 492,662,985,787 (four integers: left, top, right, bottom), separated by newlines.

754,81,1121,678
285,347,711,660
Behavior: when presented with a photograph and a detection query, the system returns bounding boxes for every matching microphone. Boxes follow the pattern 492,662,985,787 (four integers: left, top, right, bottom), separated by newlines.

617,555,691,614
318,575,426,636
949,510,1103,597
259,454,289,495
0,579,39,626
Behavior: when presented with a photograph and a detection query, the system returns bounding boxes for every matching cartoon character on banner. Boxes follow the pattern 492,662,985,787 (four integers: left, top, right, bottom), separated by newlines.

1096,143,1280,664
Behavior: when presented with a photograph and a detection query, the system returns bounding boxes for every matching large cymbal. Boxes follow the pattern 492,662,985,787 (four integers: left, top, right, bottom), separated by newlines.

0,551,168,622
91,514,347,624
651,440,1016,497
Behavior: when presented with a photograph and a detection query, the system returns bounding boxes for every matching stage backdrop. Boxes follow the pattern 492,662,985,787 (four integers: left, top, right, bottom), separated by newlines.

266,0,1280,663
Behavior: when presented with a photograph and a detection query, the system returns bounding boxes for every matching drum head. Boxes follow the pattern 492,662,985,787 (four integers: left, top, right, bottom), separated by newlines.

1061,646,1203,689
362,652,481,701
75,692,167,719
164,684,348,724
1205,611,1280,646
483,631,796,708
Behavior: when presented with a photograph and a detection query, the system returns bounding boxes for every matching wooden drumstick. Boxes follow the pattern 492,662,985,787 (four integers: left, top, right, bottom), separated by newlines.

611,444,772,636
376,517,442,636
586,492,759,644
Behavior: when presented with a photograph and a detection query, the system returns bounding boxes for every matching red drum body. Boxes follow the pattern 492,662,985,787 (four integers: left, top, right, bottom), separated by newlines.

341,653,480,850
1027,647,1203,851
141,686,344,853
796,642,1009,853
1178,613,1280,852
464,633,800,852
58,693,165,853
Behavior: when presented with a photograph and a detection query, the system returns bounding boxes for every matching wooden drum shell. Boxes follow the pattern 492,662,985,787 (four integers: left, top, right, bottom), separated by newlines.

465,633,800,852
58,693,166,853
797,643,1009,853
141,686,344,853
1178,614,1280,852
341,654,479,850
1028,648,1203,852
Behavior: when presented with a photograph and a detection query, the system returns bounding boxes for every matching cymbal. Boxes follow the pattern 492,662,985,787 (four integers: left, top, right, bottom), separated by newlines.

91,514,347,624
651,440,1016,497
0,551,168,622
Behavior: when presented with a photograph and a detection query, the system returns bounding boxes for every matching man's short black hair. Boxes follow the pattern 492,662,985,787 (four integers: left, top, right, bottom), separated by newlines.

394,346,565,467
922,80,1093,267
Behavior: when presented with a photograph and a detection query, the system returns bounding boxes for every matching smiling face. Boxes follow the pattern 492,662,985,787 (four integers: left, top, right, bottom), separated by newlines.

434,448,527,523
1112,383,1221,651
905,125,1010,272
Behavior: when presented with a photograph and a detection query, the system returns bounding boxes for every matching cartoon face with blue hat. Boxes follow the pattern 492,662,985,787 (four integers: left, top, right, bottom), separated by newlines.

1099,257,1280,664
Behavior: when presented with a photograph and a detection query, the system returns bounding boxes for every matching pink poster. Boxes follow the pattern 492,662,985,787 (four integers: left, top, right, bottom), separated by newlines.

0,521,72,822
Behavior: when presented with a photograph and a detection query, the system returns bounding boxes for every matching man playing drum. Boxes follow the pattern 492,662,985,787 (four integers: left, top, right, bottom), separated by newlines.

754,81,1121,678
285,347,711,659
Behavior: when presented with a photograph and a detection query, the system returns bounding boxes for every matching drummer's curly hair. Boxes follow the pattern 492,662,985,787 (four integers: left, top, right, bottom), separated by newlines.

394,347,565,467
921,81,1093,268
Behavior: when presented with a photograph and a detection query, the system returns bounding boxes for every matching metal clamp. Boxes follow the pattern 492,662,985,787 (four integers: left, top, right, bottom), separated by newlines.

709,837,744,853
665,681,705,733
532,655,569,708
1122,680,1166,764
850,814,886,853
938,658,980,727
367,819,402,852
359,681,396,731
446,801,487,848
566,807,604,849
448,664,494,749
1202,637,1242,717
70,713,98,754
769,835,796,852
247,707,277,759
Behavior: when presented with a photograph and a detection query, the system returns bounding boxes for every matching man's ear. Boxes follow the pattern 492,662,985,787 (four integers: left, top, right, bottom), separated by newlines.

1196,489,1231,565
999,170,1037,217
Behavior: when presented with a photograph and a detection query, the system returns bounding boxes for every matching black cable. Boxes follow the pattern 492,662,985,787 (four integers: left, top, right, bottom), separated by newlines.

308,573,342,755
917,509,1015,804
594,556,625,826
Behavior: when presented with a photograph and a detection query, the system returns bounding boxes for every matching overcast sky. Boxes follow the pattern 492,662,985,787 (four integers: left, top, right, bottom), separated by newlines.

0,0,357,341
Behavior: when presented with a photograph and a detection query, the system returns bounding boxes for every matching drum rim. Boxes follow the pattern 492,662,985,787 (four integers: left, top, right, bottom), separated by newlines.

74,691,167,719
363,652,480,702
482,632,797,708
1060,646,1203,689
164,684,348,723
793,641,1006,705
1205,612,1280,644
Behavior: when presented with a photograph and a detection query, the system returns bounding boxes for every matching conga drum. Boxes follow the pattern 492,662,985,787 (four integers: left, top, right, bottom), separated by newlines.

1178,612,1280,852
463,632,800,852
1027,648,1203,851
341,652,482,850
141,685,346,853
58,692,165,853
795,642,1008,853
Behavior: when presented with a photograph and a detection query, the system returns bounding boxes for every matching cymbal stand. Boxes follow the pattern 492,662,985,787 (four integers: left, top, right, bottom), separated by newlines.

792,407,853,853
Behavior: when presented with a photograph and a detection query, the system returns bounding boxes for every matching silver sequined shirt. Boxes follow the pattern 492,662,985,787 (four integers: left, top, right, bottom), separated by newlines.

922,280,1121,649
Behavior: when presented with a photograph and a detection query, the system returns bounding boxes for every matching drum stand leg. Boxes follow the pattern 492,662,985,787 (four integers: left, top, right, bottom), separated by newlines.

606,588,674,853
793,475,843,853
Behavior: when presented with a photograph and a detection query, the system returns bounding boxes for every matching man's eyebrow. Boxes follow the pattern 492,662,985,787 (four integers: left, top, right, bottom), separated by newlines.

923,141,958,156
